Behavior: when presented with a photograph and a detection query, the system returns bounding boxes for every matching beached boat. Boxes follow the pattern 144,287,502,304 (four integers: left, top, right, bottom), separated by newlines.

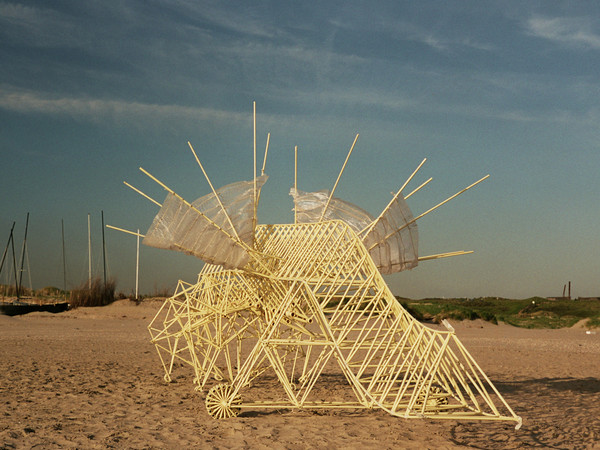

0,299,69,316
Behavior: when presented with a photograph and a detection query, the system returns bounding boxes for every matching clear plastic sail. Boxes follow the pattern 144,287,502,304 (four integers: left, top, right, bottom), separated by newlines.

143,175,268,269
290,188,418,273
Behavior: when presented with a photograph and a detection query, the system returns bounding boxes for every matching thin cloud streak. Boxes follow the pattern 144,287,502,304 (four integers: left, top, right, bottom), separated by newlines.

0,2,82,48
527,16,600,49
0,1,47,24
176,1,278,40
2,83,594,129
0,87,246,125
335,11,495,53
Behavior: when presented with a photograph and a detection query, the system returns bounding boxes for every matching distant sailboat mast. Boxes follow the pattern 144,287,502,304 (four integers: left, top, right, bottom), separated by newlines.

61,219,67,298
101,210,107,288
17,212,29,299
136,229,140,300
87,213,92,290
0,222,16,297
10,224,17,297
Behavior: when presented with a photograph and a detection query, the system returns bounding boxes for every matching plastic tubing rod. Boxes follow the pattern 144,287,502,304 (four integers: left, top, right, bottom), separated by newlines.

253,101,257,233
418,250,473,261
187,141,240,241
319,133,359,222
359,157,426,237
261,133,270,176
123,181,162,207
369,174,490,250
256,132,271,207
106,224,146,238
405,177,433,199
138,167,248,251
294,145,298,224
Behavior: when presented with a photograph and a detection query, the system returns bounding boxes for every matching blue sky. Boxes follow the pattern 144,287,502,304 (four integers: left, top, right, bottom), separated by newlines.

1,1,599,299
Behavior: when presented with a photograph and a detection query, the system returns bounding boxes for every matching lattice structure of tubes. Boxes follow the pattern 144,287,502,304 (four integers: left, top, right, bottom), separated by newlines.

114,111,521,428
148,220,521,427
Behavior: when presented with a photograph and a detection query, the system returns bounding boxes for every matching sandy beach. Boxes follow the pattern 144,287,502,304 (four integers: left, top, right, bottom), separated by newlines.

1,299,599,449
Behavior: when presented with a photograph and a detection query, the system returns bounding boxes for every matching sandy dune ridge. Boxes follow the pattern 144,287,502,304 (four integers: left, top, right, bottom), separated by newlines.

1,299,599,449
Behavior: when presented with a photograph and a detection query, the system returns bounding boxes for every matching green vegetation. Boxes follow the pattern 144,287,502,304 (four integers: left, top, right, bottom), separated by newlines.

398,296,600,329
1,281,172,306
0,284,68,298
0,284,33,297
3,279,598,327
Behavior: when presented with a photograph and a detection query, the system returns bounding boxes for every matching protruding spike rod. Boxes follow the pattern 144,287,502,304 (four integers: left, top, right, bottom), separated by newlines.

253,101,257,234
105,224,200,259
294,145,298,224
123,181,162,207
359,158,427,238
368,174,490,250
261,133,270,176
256,132,271,207
106,224,146,238
410,174,490,225
418,250,474,261
319,133,359,222
138,167,247,251
405,177,432,199
137,166,273,274
188,141,241,242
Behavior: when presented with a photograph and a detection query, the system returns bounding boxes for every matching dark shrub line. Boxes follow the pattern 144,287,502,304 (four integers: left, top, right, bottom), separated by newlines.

70,277,116,308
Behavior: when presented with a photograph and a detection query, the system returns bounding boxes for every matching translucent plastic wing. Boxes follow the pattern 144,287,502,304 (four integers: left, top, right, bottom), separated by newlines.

290,188,373,231
143,175,267,269
290,187,418,273
362,194,418,274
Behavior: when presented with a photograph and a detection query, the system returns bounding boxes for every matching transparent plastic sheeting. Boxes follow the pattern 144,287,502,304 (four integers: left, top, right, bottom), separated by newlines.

290,188,418,274
143,176,268,270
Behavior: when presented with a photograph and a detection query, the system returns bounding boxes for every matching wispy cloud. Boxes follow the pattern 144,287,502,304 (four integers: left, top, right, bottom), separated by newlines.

412,31,494,52
527,16,600,49
0,2,79,48
176,1,279,40
2,78,595,132
0,87,246,126
363,14,495,52
0,2,44,23
445,102,598,125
